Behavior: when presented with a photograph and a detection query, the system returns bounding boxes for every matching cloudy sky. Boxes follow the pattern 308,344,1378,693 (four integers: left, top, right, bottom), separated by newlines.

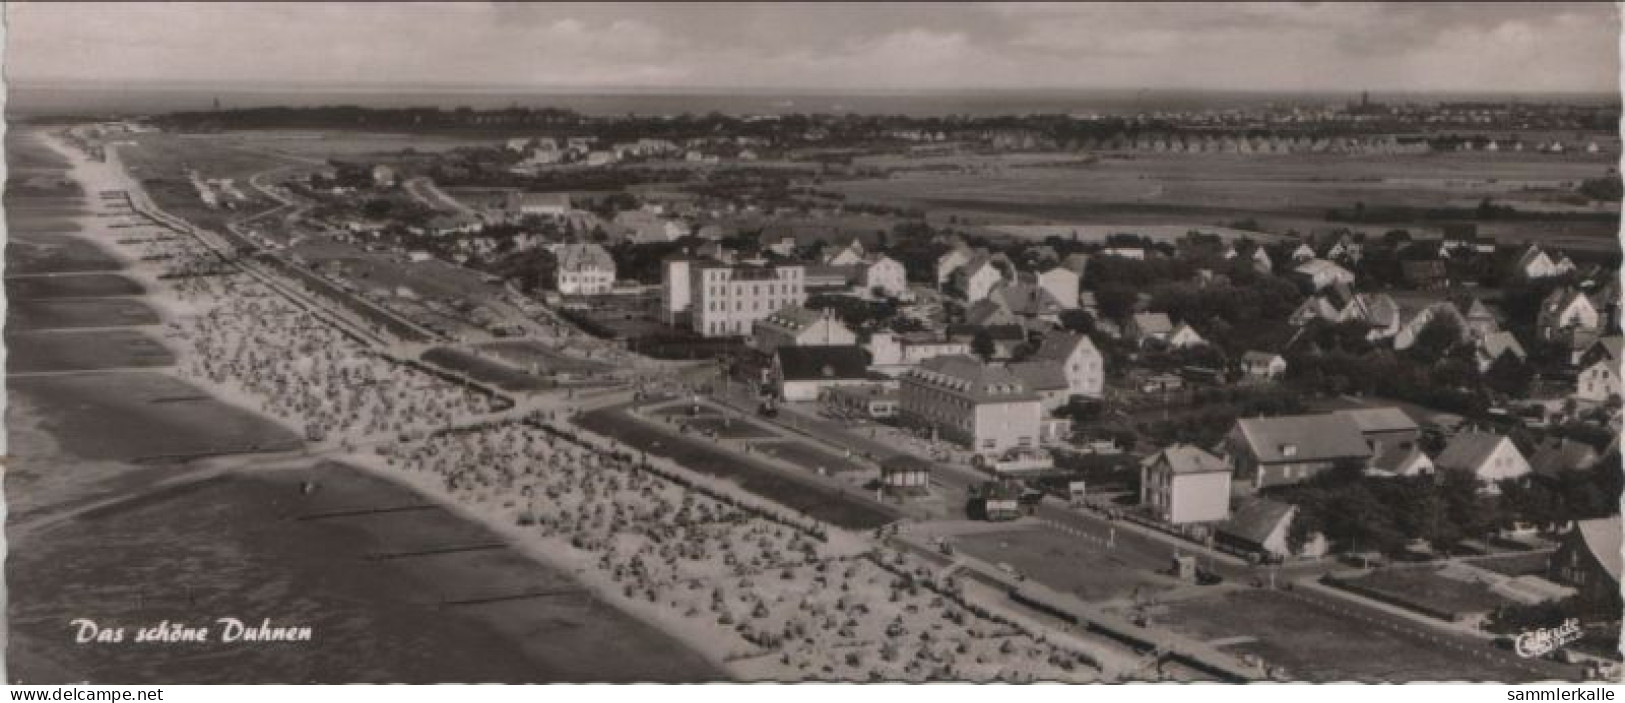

7,2,1620,94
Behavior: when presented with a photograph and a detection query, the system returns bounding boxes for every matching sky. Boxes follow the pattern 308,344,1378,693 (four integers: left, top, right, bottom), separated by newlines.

6,2,1621,95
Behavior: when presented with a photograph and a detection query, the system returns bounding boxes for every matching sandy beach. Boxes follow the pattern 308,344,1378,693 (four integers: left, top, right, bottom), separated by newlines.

5,127,724,683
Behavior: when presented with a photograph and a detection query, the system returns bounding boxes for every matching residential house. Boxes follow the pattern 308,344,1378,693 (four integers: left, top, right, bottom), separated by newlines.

1166,323,1208,349
1476,331,1528,372
1528,438,1600,478
554,242,616,295
1580,335,1624,368
1333,407,1421,456
772,345,872,402
508,191,572,217
1549,516,1623,614
1008,360,1071,412
935,246,975,286
949,253,1010,304
371,164,396,187
1026,331,1105,399
1515,245,1574,280
823,239,867,266
614,209,689,243
1128,312,1175,345
1140,445,1233,525
1369,445,1435,477
855,253,908,298
1216,498,1329,560
1034,266,1081,311
1393,302,1470,351
1464,299,1500,339
1289,243,1317,263
753,306,857,354
1537,287,1601,342
866,331,970,375
1293,259,1357,291
1401,259,1449,290
1240,351,1287,380
898,355,1043,456
1434,432,1531,488
991,281,1066,325
1575,359,1621,405
1226,414,1373,490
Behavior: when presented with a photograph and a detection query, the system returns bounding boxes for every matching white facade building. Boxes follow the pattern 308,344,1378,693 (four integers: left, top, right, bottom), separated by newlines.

690,263,807,337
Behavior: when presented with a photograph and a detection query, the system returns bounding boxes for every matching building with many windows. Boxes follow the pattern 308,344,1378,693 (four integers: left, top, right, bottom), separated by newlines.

690,262,806,337
899,355,1042,456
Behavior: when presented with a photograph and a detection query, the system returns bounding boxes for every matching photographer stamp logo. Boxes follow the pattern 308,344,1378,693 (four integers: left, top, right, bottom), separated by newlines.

71,618,314,645
1513,619,1583,659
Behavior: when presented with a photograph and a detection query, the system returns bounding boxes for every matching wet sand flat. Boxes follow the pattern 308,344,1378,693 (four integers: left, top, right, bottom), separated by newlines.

9,298,162,330
9,372,301,462
7,329,176,373
7,462,723,683
7,273,147,300
7,235,126,274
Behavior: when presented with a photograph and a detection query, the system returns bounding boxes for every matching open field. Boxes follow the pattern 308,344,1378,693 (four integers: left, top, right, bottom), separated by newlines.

1335,567,1515,620
8,329,176,373
1158,588,1545,682
211,130,505,158
8,372,300,462
7,273,147,300
679,415,780,440
955,525,1179,603
9,298,162,331
752,439,874,474
575,406,896,529
826,150,1622,250
475,339,613,375
420,347,551,392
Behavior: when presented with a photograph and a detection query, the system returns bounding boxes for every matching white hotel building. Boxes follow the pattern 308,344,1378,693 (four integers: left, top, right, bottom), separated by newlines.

689,262,807,337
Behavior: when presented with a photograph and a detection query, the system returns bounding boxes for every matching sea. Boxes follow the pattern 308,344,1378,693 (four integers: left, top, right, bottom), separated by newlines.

9,82,1619,120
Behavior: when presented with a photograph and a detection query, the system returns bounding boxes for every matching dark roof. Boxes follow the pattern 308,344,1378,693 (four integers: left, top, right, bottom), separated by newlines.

1218,498,1295,548
881,455,935,474
1233,414,1371,464
1576,517,1623,584
1529,438,1600,477
1334,407,1419,434
1434,431,1512,472
775,345,870,382
1007,360,1069,391
1144,444,1230,475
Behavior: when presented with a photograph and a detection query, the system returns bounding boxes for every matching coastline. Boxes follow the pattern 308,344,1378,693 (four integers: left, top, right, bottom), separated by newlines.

9,127,732,682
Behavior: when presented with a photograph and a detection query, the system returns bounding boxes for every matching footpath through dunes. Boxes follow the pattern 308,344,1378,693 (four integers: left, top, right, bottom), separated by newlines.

6,127,730,683
8,460,724,684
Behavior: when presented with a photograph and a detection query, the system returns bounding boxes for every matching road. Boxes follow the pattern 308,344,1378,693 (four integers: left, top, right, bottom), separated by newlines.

405,176,478,217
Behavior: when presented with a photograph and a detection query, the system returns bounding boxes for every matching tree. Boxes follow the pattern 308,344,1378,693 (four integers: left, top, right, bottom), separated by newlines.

1058,309,1096,334
1405,313,1466,363
971,330,996,361
1484,352,1534,397
1093,283,1138,322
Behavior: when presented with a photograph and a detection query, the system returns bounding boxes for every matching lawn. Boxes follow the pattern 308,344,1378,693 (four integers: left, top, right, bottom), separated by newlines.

681,416,779,440
1337,567,1514,621
574,406,896,529
1158,588,1558,682
420,347,551,392
954,525,1176,603
752,440,873,475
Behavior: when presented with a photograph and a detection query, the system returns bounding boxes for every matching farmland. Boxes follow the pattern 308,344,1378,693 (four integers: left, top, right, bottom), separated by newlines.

825,150,1621,250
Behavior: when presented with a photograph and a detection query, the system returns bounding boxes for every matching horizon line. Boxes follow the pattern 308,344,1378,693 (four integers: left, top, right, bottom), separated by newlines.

11,78,1620,100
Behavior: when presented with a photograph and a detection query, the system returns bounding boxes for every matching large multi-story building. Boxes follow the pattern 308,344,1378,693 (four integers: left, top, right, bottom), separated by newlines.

690,262,806,337
899,355,1042,456
660,256,693,325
